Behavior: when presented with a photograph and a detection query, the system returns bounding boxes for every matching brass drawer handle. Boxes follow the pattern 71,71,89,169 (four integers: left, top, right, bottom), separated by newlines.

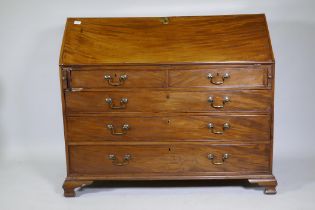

105,97,128,109
207,73,230,85
107,124,130,135
104,74,128,86
208,122,230,134
108,154,132,166
208,153,230,165
208,96,230,108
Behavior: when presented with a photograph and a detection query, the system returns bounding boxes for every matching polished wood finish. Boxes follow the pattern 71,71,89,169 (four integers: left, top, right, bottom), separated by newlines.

69,65,271,89
249,177,277,194
66,114,270,141
71,69,166,88
63,179,93,197
169,65,270,88
69,144,270,175
59,14,277,196
60,15,274,65
65,90,272,113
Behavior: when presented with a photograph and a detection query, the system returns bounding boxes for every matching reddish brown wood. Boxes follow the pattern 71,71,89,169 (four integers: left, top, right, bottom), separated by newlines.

66,114,270,142
65,90,272,113
248,177,277,194
60,14,274,65
71,69,166,88
63,179,93,197
68,143,270,175
59,14,277,196
169,65,270,89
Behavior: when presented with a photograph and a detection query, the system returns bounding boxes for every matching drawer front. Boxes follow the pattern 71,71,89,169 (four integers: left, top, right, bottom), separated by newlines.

71,70,166,88
67,115,270,142
169,65,269,88
69,144,270,175
65,90,272,113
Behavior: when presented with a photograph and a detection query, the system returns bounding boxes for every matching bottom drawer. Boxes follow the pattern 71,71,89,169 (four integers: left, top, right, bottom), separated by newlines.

69,143,270,175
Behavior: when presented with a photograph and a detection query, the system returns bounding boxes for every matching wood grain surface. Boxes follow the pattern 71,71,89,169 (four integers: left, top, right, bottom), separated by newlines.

59,14,277,196
68,64,271,89
169,65,270,88
65,90,272,113
60,14,274,65
71,69,167,88
66,114,270,142
68,143,270,175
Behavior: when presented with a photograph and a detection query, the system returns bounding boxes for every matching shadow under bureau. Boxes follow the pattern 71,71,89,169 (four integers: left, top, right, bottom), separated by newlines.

59,14,277,197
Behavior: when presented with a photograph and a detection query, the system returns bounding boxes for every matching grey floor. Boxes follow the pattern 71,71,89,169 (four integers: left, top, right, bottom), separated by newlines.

1,149,314,210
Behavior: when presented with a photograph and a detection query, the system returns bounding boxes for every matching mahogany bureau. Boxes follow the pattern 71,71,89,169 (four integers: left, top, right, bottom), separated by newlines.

59,14,277,197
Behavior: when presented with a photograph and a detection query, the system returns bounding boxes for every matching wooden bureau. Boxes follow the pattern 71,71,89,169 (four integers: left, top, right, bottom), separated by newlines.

59,14,277,197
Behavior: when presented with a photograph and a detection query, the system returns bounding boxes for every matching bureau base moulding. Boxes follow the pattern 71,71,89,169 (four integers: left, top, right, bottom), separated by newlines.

63,176,277,197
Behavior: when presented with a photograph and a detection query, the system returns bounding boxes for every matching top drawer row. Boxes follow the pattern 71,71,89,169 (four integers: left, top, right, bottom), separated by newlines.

63,65,273,89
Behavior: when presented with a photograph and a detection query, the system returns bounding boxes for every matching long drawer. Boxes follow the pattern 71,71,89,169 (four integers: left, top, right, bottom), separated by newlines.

68,143,270,175
65,90,272,113
69,65,270,89
66,114,270,142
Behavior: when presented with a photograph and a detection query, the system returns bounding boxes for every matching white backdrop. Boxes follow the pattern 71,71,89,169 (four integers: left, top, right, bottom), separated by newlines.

1,0,315,209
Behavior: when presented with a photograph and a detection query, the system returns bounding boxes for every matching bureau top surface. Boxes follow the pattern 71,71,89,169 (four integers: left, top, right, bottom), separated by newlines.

59,14,274,65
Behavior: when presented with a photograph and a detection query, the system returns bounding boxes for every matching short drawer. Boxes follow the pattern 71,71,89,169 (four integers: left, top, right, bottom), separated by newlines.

70,70,166,88
65,90,272,113
169,65,271,88
68,143,270,175
67,114,270,142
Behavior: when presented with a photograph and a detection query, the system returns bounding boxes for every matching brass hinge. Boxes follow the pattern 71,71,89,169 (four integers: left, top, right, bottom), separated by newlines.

61,67,72,91
267,66,273,88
